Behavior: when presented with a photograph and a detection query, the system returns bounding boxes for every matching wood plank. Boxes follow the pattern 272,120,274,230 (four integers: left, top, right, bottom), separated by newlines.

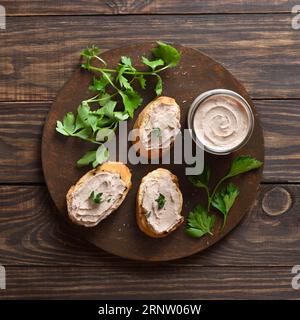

0,266,298,299
257,100,300,182
1,100,299,184
1,14,300,101
0,102,46,183
0,184,299,266
2,0,297,16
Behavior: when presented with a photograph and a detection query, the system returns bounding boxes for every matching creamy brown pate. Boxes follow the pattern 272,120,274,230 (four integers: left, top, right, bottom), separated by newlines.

193,94,251,152
70,172,126,226
140,170,182,233
140,103,180,150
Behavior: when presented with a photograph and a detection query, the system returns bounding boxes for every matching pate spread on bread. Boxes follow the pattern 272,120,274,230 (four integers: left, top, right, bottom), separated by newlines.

133,96,181,159
136,168,183,237
67,162,131,227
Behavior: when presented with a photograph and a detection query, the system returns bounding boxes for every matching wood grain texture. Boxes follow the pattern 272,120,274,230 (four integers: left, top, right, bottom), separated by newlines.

0,102,47,183
257,100,300,182
1,100,299,184
0,266,298,299
0,184,299,267
1,14,300,101
2,0,297,16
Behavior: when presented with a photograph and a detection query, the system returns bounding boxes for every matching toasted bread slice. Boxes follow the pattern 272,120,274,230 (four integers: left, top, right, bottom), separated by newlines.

67,161,131,227
136,168,184,238
133,96,181,159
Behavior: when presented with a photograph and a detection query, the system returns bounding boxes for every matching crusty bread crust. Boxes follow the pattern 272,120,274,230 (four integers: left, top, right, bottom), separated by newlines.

133,96,181,160
136,168,183,238
66,161,132,227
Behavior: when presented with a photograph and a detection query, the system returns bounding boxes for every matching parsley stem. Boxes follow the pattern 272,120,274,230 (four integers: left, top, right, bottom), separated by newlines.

89,92,118,103
87,64,171,77
72,135,102,145
96,68,116,73
155,65,172,73
84,94,101,102
222,216,227,231
97,69,126,100
94,55,107,66
99,69,119,90
121,64,171,75
82,92,119,105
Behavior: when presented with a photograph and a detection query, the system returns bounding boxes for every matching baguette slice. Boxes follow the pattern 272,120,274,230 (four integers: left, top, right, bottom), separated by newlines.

133,96,181,159
136,168,184,238
67,161,131,227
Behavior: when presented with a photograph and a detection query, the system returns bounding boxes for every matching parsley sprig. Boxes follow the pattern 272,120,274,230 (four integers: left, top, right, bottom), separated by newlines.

56,41,181,167
186,156,263,238
89,191,103,204
212,183,239,228
186,205,215,238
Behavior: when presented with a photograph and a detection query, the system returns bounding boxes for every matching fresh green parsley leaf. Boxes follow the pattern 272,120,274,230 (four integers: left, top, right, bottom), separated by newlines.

120,90,142,118
81,61,91,70
97,93,114,107
76,103,100,133
118,75,133,91
155,193,166,210
116,65,126,80
96,117,115,128
56,121,69,136
152,41,181,68
73,127,92,140
212,183,239,228
141,56,164,70
89,191,103,204
80,45,105,69
186,205,215,238
56,112,76,136
100,100,117,118
74,113,86,132
89,115,99,133
77,150,97,167
81,45,100,59
77,103,90,126
113,112,129,121
155,74,163,96
89,75,112,92
96,144,110,165
117,57,136,84
62,112,75,133
96,127,116,142
92,159,99,168
188,164,211,191
120,56,133,68
226,155,263,178
56,111,86,137
136,75,146,89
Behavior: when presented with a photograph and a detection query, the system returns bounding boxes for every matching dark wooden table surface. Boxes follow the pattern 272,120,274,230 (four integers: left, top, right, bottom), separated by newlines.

0,0,300,299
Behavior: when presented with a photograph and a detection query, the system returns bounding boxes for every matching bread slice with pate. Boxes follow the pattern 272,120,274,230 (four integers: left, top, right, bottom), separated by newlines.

66,162,131,227
136,168,184,238
133,96,181,159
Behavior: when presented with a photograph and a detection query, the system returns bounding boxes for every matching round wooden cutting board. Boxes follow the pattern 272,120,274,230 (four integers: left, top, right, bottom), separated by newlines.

42,43,264,261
